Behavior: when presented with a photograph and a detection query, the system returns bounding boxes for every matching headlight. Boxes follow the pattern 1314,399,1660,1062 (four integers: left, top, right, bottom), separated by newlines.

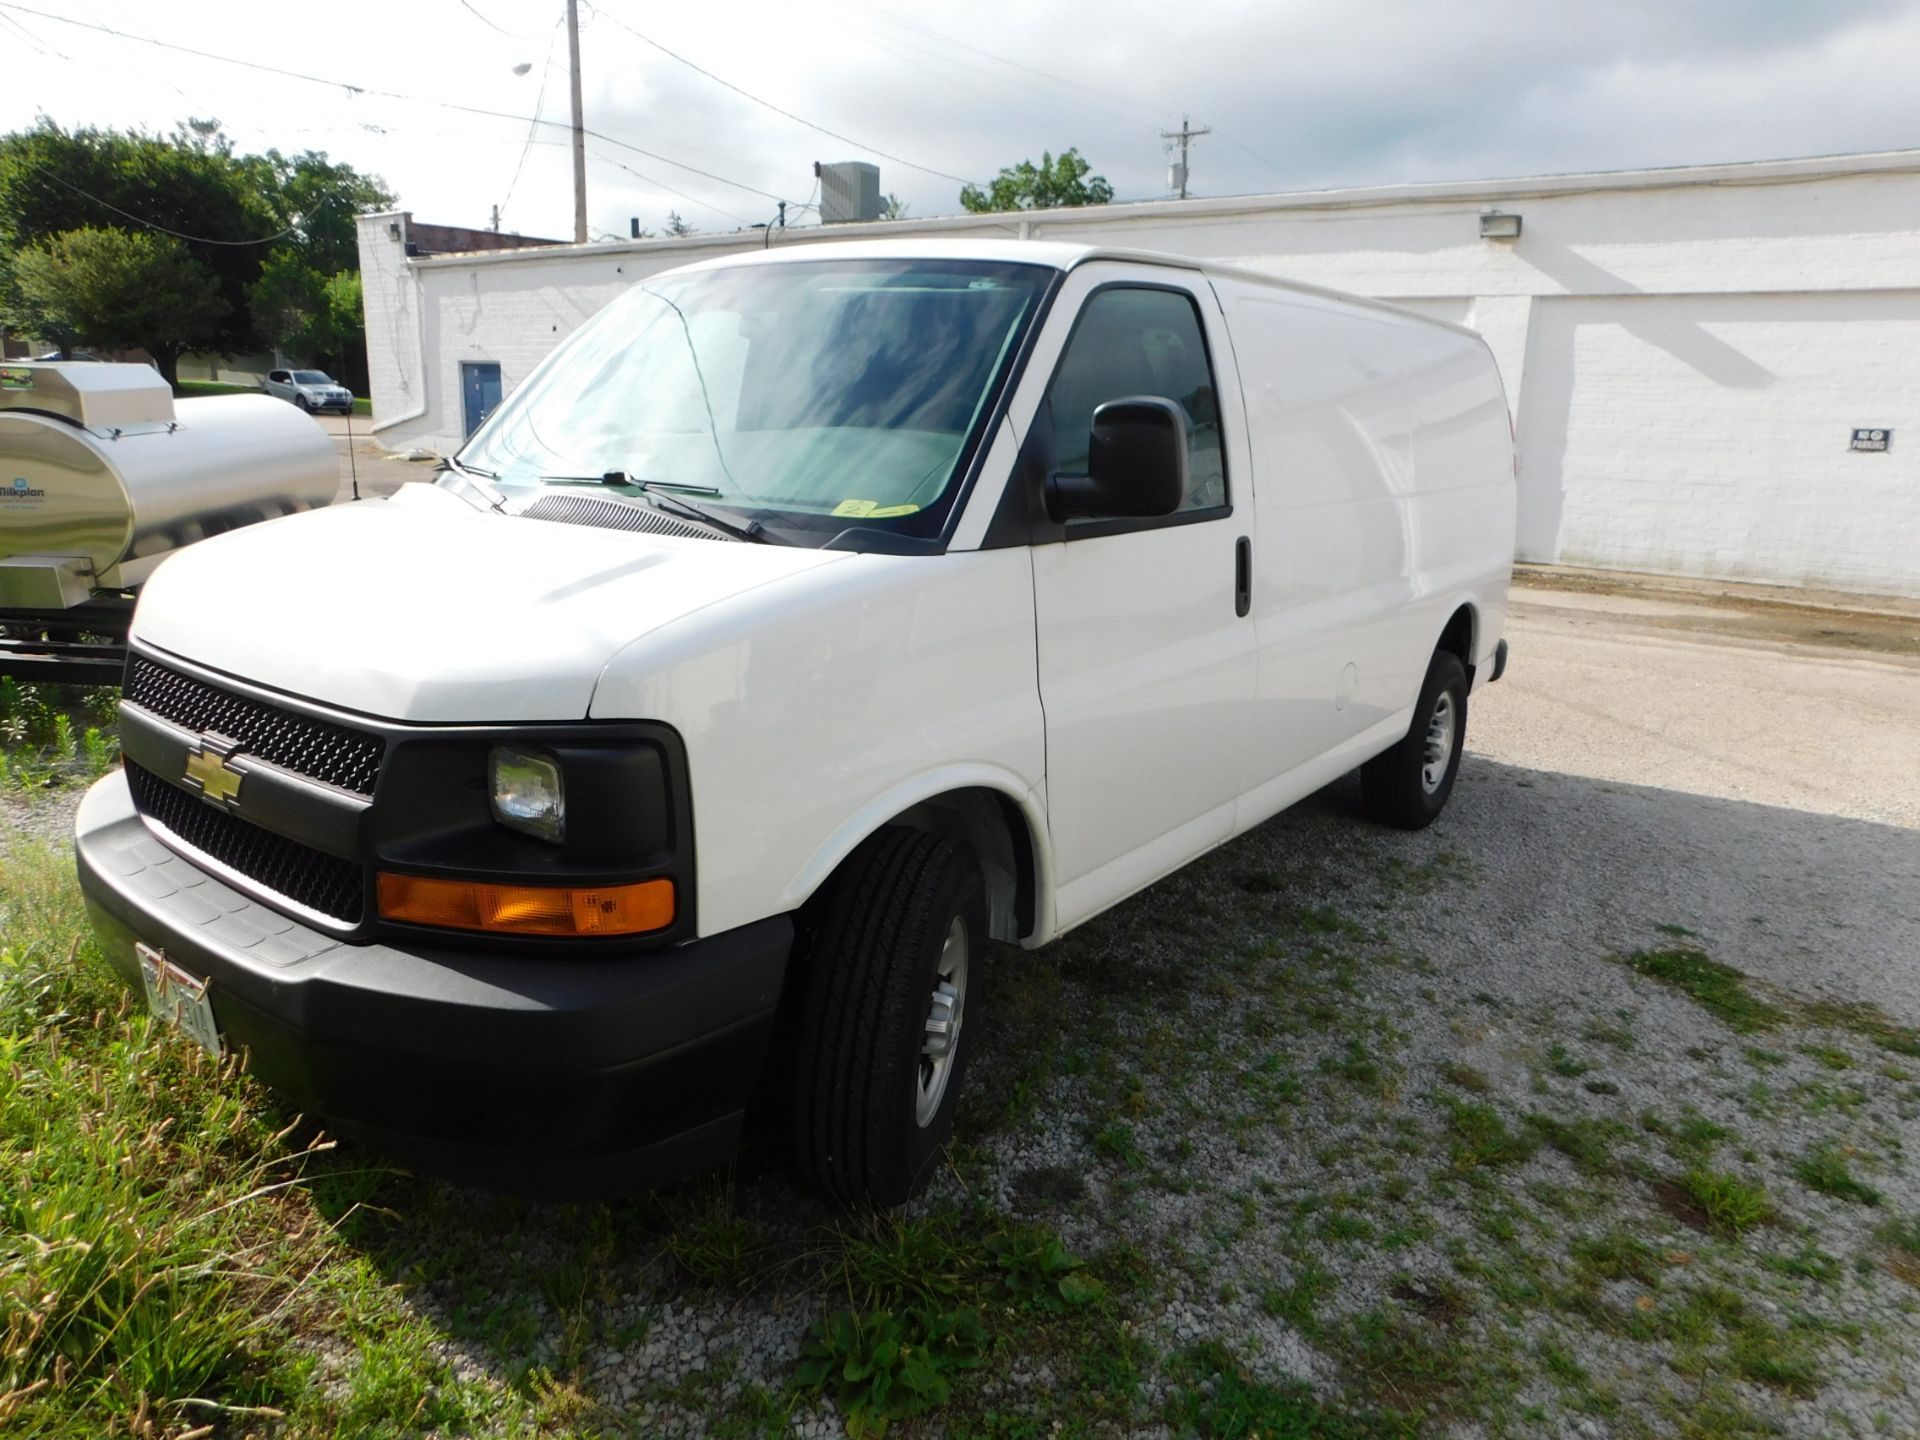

489,746,564,842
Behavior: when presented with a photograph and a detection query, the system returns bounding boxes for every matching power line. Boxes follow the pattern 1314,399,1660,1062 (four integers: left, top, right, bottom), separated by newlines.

23,163,311,246
831,14,1068,139
836,0,1297,190
0,7,63,60
0,0,795,205
497,9,565,223
581,0,978,186
454,0,527,38
836,0,1173,126
586,146,753,225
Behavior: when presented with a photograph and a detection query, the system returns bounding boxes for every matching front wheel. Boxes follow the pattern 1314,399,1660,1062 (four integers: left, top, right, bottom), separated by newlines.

790,826,985,1207
1361,650,1468,830
294,394,309,411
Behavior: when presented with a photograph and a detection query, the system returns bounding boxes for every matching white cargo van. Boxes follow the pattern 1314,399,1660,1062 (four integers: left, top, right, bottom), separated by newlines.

76,240,1514,1204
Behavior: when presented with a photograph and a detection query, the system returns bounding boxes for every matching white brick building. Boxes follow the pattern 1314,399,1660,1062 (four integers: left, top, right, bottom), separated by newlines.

359,149,1920,597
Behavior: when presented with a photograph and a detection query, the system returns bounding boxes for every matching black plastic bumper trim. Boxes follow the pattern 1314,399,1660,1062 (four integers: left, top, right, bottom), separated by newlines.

76,772,793,1188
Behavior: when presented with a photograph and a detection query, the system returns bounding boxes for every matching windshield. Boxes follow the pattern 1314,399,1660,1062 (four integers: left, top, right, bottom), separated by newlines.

293,371,333,384
455,258,1053,545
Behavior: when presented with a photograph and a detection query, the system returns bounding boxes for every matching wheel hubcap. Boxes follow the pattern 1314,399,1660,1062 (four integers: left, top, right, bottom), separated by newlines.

916,917,968,1127
1421,691,1456,795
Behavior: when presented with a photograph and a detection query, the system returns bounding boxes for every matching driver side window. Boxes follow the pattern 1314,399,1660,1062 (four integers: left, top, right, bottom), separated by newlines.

1044,286,1227,517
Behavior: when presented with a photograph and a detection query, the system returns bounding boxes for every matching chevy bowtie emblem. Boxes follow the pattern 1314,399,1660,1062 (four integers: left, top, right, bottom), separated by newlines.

182,738,246,808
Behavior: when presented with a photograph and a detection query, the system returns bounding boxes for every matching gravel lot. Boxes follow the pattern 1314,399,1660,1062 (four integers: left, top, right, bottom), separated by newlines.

7,570,1918,1437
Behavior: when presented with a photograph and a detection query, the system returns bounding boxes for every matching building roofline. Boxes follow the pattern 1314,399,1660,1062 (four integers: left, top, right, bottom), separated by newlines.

376,145,1920,273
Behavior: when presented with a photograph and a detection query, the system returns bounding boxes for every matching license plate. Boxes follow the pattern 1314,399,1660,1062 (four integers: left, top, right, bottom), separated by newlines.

136,944,223,1058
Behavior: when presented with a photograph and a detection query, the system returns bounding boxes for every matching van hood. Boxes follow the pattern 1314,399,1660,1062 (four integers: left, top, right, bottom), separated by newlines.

131,482,849,722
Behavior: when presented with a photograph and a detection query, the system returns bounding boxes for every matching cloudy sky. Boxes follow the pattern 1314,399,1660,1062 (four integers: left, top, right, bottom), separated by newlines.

1,0,1917,242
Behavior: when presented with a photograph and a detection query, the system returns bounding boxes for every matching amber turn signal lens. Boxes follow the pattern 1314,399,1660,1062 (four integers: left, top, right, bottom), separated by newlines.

377,873,674,936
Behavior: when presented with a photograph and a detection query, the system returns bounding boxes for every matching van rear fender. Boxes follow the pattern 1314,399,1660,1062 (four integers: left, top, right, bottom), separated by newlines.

1436,602,1478,684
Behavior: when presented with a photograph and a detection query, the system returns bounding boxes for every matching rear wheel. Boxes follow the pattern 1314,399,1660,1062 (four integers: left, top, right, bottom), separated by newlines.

1361,651,1468,830
790,826,985,1206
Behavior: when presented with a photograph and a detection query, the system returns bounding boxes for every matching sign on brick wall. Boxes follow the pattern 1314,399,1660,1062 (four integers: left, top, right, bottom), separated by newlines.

1851,428,1892,452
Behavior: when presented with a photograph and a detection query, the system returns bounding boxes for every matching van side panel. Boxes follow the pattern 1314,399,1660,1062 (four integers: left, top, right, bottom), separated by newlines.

1209,276,1513,830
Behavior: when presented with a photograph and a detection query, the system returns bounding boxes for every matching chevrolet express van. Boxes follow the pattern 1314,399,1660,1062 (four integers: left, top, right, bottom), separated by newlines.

75,240,1515,1204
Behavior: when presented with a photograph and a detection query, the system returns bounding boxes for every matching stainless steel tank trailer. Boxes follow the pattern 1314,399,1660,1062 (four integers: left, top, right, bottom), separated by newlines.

0,363,336,683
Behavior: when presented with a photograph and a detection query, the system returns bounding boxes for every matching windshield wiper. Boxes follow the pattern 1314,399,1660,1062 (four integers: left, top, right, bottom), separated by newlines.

443,455,508,511
540,472,777,545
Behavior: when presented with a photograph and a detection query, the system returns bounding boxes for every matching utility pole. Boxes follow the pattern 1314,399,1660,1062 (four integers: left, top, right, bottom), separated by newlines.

1161,114,1211,200
566,0,587,243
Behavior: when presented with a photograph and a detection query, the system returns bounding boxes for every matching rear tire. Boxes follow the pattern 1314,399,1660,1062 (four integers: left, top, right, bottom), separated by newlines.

1362,651,1468,830
790,826,985,1207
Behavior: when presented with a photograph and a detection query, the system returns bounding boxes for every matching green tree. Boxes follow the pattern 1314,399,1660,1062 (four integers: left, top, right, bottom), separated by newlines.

251,148,395,277
248,247,328,358
959,149,1114,214
249,256,367,385
0,121,273,357
6,227,228,384
321,270,367,392
0,119,392,362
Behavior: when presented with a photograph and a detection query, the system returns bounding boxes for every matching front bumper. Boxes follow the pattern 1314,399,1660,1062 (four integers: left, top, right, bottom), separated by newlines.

74,771,793,1195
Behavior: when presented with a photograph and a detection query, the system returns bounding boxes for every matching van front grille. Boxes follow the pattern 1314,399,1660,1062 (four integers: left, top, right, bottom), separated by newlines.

125,656,384,796
126,760,365,925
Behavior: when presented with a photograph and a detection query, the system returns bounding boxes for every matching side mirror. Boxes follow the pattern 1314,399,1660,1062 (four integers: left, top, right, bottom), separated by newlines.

1046,397,1189,523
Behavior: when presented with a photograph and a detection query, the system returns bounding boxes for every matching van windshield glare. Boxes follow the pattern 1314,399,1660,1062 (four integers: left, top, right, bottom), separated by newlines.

456,259,1053,545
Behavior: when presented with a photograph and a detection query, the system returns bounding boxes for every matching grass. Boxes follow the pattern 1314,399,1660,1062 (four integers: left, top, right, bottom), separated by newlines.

1801,998,1920,1060
1526,1113,1623,1174
1622,948,1787,1033
0,845,342,1431
0,679,119,793
1442,1098,1537,1169
5,761,1912,1436
1791,1143,1881,1207
1570,1229,1662,1285
1678,1168,1773,1235
1261,1261,1336,1340
1171,1342,1419,1439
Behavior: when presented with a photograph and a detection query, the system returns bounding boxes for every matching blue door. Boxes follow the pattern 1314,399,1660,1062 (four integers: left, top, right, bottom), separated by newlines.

461,362,503,436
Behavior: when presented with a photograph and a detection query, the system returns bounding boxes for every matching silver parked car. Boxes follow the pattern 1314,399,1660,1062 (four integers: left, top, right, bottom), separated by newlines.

264,368,354,415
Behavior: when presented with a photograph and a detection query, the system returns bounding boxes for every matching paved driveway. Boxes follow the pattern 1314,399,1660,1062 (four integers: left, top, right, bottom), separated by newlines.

314,412,435,502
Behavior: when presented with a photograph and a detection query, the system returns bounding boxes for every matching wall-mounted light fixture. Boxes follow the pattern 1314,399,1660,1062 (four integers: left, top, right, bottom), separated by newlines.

1480,210,1522,241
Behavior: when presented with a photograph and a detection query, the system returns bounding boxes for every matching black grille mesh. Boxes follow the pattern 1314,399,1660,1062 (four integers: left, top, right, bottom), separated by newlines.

125,657,384,796
126,761,365,924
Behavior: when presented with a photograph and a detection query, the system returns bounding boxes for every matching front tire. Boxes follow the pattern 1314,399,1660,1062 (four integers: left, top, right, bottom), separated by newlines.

791,826,985,1207
1361,650,1468,830
294,394,309,411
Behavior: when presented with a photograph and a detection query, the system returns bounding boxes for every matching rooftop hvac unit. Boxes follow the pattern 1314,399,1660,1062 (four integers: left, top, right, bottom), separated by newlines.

816,161,882,224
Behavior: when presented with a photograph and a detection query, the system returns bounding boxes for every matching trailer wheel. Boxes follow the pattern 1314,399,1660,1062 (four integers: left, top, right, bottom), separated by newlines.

790,826,984,1207
1361,650,1468,830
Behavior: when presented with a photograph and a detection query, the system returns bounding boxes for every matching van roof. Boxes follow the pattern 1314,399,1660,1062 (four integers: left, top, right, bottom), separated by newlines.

668,237,1481,340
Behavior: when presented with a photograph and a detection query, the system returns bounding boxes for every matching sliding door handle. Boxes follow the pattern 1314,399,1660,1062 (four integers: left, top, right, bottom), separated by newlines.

1234,535,1252,618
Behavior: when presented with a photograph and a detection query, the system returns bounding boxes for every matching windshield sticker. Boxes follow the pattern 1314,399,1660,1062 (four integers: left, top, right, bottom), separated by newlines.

831,499,922,519
0,367,32,390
